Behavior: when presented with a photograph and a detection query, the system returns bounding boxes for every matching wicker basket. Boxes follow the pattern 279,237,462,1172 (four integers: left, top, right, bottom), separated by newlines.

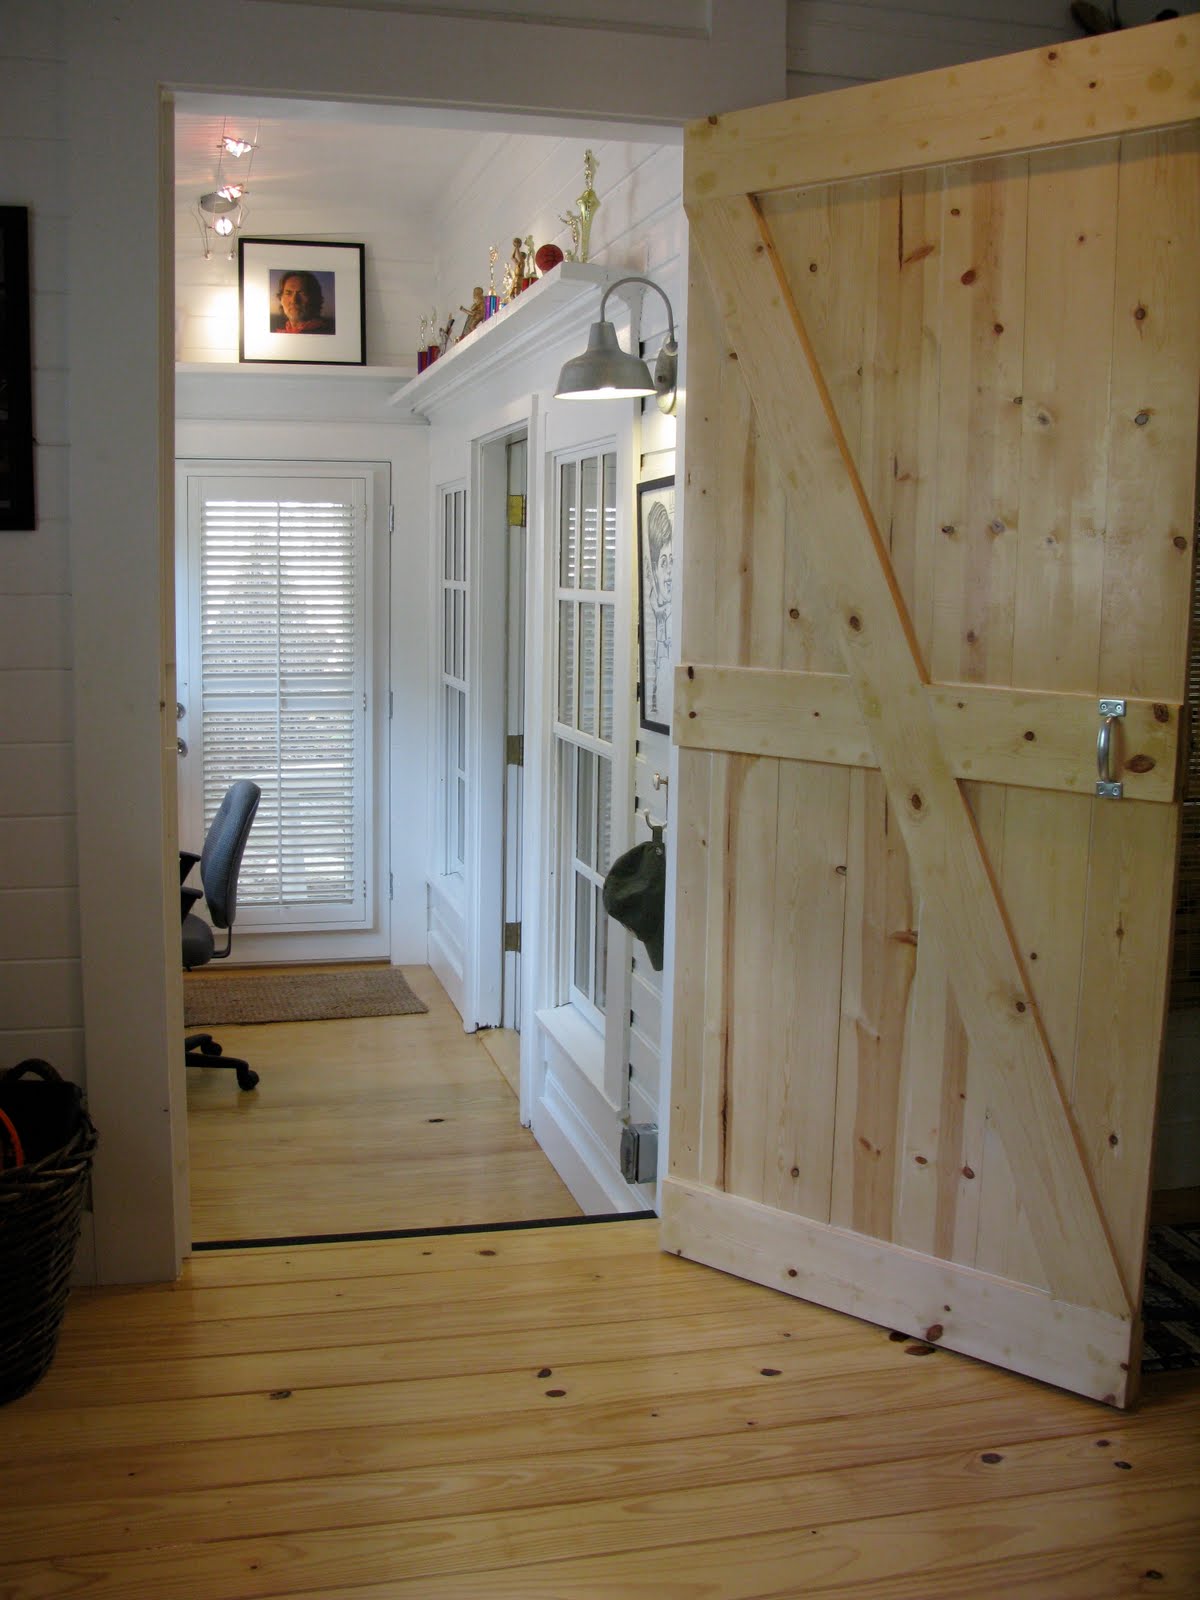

0,1061,98,1405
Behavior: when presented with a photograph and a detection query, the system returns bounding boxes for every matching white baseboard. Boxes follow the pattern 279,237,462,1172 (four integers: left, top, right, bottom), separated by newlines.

531,1075,643,1216
429,928,464,1021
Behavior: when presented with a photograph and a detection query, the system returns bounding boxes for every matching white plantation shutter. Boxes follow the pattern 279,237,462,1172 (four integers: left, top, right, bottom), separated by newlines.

190,474,369,929
554,447,617,1021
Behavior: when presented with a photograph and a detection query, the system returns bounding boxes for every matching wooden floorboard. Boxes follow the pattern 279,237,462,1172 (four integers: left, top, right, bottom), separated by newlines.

1,1220,1197,1598
185,964,580,1240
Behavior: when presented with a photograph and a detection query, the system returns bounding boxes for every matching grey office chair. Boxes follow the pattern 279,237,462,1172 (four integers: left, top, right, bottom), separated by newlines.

181,779,262,1091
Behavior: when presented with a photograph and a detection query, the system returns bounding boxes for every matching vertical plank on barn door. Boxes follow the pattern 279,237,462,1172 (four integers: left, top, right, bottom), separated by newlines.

1073,124,1200,1294
664,18,1200,1406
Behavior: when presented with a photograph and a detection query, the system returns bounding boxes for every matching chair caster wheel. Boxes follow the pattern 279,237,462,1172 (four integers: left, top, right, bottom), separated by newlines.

236,1068,259,1091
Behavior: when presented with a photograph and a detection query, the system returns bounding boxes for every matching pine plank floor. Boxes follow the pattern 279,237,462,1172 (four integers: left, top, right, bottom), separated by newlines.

185,965,580,1242
1,1219,1198,1598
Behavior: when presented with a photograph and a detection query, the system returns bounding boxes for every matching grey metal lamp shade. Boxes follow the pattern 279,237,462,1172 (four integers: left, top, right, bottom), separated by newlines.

555,319,656,399
554,275,679,411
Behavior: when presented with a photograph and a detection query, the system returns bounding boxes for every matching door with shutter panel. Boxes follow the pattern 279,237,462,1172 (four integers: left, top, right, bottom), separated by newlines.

178,468,372,933
663,18,1200,1405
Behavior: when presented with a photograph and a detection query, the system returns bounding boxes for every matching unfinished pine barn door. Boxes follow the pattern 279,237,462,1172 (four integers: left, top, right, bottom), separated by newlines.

663,17,1200,1407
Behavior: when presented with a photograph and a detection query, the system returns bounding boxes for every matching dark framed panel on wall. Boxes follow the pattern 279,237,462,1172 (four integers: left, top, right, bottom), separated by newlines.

0,206,35,531
239,238,366,365
636,474,674,735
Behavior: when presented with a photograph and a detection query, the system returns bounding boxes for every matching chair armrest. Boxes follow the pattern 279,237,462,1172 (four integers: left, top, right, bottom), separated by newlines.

180,850,201,884
181,885,204,923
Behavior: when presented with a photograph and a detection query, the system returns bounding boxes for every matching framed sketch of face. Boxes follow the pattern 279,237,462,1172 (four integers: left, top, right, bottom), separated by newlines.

239,238,365,365
636,475,674,735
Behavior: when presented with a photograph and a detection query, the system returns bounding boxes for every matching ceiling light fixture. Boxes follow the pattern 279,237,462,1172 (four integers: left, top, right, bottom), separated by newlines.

555,274,678,414
194,120,258,261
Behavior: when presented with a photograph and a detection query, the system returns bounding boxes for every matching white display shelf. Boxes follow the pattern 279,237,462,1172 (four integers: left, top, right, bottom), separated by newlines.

388,262,620,419
175,362,419,423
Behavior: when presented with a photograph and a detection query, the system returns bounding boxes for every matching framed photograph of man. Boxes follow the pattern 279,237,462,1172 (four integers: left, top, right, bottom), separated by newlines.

0,207,35,530
636,475,674,735
239,239,366,365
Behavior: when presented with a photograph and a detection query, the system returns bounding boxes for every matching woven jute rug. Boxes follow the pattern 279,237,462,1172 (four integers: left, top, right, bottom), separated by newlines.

184,967,428,1027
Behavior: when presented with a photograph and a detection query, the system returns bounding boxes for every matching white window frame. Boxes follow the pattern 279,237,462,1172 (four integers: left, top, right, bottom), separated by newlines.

551,446,622,1036
438,482,469,880
175,459,390,957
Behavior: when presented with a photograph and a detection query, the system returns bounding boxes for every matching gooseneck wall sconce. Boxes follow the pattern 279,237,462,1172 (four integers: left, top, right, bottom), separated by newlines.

555,274,678,414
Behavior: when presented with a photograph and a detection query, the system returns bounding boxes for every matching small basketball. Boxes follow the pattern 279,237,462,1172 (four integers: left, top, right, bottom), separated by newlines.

535,244,564,275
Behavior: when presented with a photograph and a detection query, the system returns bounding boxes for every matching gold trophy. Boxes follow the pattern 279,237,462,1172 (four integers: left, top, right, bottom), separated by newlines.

576,150,599,264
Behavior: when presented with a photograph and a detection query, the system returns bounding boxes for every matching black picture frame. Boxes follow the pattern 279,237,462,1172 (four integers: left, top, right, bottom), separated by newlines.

238,238,366,365
0,207,35,530
636,474,675,735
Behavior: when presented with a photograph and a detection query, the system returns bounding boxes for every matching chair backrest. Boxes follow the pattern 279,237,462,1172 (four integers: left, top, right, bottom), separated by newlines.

200,780,261,931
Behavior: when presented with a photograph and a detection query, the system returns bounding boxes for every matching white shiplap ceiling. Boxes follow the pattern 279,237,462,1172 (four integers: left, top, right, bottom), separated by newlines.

174,83,677,234
175,96,524,236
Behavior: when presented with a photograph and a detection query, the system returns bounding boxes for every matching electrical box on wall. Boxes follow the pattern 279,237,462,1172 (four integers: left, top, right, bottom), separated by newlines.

620,1122,658,1185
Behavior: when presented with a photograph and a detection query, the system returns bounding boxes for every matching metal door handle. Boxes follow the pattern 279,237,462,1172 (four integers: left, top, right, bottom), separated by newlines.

1096,699,1125,799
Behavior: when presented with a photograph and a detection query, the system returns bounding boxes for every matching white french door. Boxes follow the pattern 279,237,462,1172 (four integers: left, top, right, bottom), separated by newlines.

176,461,387,949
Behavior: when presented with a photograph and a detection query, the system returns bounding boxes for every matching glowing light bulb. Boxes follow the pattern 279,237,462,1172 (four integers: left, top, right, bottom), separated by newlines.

214,215,234,236
216,184,244,203
222,136,252,158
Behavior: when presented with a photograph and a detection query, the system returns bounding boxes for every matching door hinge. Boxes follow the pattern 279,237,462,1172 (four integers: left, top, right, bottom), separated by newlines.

507,493,527,529
503,920,522,954
506,733,524,767
389,872,394,901
388,504,395,535
388,690,394,720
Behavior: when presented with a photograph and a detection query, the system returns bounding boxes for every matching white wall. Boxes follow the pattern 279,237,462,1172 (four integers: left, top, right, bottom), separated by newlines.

0,5,93,1271
785,0,1199,98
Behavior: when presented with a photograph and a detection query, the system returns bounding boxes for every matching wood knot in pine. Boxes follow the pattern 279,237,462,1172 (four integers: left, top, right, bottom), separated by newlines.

980,1452,1004,1464
788,606,800,620
760,1368,782,1377
960,269,977,285
1134,410,1151,426
848,613,862,632
1134,305,1147,322
1023,730,1036,742
686,664,695,679
1153,704,1170,723
545,1389,567,1398
537,1367,553,1378
924,1323,944,1342
1174,536,1189,551
1126,753,1155,773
